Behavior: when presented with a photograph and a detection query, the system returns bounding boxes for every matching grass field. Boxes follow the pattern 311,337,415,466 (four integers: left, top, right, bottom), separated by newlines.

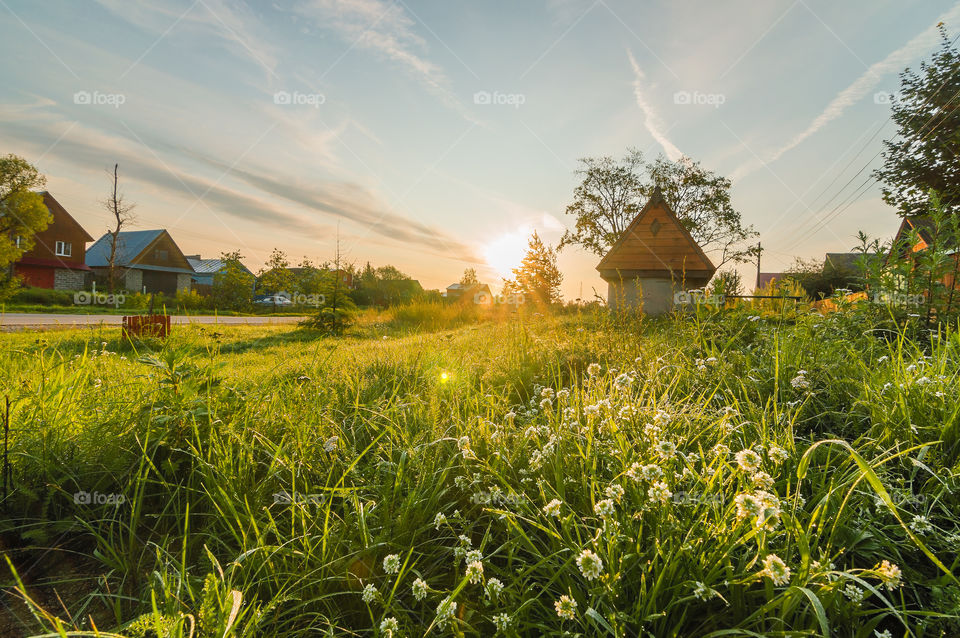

1,305,959,637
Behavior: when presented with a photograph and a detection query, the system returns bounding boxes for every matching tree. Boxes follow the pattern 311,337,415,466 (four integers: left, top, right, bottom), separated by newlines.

709,269,743,297
460,268,479,286
0,154,50,298
103,163,136,293
212,251,254,310
303,234,357,333
294,258,325,296
875,26,960,218
257,248,294,300
503,231,563,305
559,149,757,268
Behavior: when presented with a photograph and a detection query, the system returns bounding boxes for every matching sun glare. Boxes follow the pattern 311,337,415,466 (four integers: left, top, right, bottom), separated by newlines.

483,229,529,279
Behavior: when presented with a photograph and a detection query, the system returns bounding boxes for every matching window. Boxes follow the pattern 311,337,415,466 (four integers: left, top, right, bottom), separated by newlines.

155,249,168,261
55,241,72,257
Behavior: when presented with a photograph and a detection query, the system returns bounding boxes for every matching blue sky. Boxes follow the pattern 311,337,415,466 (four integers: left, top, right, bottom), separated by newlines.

1,0,957,298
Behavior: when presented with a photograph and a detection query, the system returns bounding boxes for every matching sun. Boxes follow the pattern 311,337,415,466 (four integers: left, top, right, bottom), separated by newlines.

483,229,529,279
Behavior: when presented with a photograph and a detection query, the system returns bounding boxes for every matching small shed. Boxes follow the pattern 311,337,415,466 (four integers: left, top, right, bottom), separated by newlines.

596,187,715,314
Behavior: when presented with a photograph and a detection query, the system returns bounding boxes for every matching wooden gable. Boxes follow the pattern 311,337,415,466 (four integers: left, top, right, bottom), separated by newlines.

18,192,94,266
597,188,715,280
131,230,193,270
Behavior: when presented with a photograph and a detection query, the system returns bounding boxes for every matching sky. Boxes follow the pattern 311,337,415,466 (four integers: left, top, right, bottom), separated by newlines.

1,0,957,300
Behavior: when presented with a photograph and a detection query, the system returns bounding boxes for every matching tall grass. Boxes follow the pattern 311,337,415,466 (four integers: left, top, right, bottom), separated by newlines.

1,305,958,637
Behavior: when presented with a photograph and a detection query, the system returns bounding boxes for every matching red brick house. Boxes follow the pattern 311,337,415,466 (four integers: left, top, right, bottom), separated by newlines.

12,192,94,290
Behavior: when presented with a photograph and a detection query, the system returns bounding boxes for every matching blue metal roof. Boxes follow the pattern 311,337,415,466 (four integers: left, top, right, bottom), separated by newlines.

86,230,164,267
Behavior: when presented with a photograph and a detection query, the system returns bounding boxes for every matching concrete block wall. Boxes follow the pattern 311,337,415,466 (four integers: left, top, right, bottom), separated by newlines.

53,268,86,290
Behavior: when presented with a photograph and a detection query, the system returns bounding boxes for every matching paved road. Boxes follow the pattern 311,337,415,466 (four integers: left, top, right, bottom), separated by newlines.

0,313,307,330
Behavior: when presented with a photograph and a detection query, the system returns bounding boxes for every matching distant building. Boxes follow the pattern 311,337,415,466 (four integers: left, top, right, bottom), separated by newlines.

86,230,194,295
186,254,253,294
886,215,959,292
756,272,785,289
445,282,492,304
12,192,93,290
596,187,715,315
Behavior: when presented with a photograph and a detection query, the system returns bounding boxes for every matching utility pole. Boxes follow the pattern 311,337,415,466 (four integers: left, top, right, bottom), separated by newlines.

755,242,763,290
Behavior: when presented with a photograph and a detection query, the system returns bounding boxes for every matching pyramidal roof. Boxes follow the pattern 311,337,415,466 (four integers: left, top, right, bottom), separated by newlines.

596,187,716,281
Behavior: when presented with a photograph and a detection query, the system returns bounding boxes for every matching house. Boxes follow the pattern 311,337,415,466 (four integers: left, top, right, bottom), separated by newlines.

186,254,253,295
756,272,785,289
12,192,93,290
886,215,960,292
445,282,492,304
596,187,715,314
86,230,194,295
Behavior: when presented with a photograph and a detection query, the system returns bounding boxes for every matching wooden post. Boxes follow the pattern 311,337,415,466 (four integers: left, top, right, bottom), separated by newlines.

755,242,763,291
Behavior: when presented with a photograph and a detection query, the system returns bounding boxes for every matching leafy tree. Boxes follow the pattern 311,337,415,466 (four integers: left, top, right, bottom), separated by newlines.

875,26,960,218
212,251,254,310
503,231,562,305
709,269,743,297
559,149,757,268
0,154,50,298
459,268,479,286
295,258,325,296
257,248,294,298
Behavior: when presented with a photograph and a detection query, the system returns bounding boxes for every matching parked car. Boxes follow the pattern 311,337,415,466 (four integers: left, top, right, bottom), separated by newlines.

254,295,293,306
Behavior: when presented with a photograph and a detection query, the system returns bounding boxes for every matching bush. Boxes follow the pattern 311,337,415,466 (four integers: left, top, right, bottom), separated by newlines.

10,286,76,305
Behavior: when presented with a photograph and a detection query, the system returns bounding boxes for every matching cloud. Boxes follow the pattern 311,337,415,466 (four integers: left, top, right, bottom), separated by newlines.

187,151,479,255
291,0,474,119
91,0,280,76
733,5,960,180
1,106,476,258
627,49,683,161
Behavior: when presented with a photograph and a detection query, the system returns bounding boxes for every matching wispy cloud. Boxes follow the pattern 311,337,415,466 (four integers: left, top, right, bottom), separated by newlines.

732,5,960,180
92,0,280,77
1,106,474,257
627,49,683,161
291,0,473,119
